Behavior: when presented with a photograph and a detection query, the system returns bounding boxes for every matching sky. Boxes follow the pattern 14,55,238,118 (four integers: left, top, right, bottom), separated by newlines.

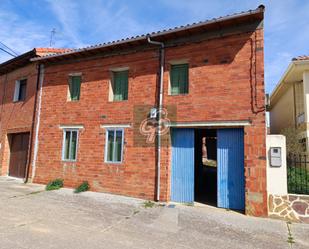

0,0,308,94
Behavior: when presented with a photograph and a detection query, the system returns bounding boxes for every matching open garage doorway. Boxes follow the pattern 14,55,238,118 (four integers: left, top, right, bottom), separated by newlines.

170,128,244,211
194,129,217,205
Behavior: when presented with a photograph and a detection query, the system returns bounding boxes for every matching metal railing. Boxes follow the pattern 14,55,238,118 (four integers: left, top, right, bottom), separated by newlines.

287,154,309,195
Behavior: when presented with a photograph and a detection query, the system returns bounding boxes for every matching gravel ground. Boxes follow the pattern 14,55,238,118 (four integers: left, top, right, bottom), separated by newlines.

0,176,308,249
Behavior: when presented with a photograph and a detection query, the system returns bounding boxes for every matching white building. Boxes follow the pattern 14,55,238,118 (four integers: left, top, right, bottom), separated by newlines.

269,56,309,152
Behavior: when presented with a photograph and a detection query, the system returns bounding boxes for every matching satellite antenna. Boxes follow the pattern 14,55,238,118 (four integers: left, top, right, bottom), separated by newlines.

50,28,56,47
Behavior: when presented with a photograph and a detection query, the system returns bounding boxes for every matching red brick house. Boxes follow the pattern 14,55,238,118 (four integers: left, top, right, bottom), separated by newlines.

0,48,67,179
25,6,266,216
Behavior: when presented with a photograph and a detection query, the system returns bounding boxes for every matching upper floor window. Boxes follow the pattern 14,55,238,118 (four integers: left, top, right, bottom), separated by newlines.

105,128,124,163
13,79,27,102
111,71,128,101
68,75,81,101
170,64,189,95
62,129,79,161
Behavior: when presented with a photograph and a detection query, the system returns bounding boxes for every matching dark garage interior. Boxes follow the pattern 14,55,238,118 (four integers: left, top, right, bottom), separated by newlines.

194,129,217,205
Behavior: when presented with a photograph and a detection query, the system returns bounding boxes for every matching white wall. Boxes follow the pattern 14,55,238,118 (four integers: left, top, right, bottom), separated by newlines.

270,86,295,134
266,135,287,195
303,71,309,123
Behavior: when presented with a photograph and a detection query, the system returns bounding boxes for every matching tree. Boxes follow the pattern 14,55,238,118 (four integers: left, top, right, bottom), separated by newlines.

280,127,305,155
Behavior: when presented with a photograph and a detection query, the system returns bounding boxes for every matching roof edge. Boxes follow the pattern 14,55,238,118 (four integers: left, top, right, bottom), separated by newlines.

0,48,70,74
32,5,265,62
269,62,295,107
270,59,309,108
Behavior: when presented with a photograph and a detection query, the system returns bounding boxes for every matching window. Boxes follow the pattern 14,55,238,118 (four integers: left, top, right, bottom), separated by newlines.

62,129,78,161
13,79,27,102
68,75,81,101
112,71,128,101
170,64,189,95
105,129,124,163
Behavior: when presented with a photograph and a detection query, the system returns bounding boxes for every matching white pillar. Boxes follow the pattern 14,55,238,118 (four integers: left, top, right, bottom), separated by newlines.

303,71,309,123
266,135,287,195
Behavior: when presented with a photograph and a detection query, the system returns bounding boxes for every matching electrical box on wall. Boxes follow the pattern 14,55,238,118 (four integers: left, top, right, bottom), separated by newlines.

150,108,157,119
270,147,282,167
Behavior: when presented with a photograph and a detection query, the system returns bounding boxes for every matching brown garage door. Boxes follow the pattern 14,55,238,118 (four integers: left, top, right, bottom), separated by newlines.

9,133,30,178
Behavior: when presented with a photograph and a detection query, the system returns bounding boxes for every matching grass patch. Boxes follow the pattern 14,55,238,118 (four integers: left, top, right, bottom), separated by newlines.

74,181,89,193
45,179,63,191
286,221,295,247
143,200,155,208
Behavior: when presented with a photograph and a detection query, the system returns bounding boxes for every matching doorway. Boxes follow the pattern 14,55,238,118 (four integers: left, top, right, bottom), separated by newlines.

171,128,245,211
194,129,217,205
8,132,30,178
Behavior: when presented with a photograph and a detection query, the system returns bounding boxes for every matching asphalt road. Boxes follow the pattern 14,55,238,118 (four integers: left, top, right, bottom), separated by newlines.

0,177,308,249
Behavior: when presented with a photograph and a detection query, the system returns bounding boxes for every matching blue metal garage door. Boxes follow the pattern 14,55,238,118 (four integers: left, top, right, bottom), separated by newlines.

217,128,245,210
171,128,194,203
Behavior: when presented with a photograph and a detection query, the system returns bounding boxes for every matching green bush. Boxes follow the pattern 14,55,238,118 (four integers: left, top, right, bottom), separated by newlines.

45,179,63,191
74,181,89,193
143,200,155,208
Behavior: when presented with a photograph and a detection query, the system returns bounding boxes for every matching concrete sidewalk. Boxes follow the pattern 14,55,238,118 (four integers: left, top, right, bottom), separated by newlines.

0,176,308,249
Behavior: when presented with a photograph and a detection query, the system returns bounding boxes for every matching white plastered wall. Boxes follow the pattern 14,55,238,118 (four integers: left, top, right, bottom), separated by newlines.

266,135,287,195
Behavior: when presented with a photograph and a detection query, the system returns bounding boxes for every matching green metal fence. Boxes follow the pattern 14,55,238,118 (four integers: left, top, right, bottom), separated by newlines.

287,154,309,195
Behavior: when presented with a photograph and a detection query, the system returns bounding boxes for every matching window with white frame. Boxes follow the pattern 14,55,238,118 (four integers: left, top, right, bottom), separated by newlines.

62,129,79,161
105,129,124,163
13,79,27,102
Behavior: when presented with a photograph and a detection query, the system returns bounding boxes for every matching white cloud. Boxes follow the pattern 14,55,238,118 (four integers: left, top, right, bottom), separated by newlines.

46,0,158,48
0,7,50,63
1,0,308,94
46,0,87,48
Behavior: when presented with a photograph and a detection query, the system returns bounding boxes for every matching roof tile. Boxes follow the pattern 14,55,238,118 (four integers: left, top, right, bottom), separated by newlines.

32,5,265,61
292,55,309,61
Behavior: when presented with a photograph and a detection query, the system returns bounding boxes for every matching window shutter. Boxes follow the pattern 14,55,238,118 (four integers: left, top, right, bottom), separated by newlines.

69,76,81,101
115,130,122,162
64,131,71,160
13,81,20,102
122,72,128,100
114,74,122,101
170,66,179,95
107,130,115,161
70,131,77,160
113,71,128,101
19,80,27,101
178,64,188,94
170,64,188,95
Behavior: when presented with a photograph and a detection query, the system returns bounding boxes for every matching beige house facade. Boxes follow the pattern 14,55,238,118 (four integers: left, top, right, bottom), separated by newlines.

270,56,309,152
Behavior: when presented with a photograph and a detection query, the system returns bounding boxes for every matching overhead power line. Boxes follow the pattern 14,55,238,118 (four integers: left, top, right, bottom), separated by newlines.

0,47,17,58
0,41,19,56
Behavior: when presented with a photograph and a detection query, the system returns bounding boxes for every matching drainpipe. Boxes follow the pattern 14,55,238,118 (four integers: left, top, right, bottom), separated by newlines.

24,63,42,183
0,73,8,173
147,35,165,201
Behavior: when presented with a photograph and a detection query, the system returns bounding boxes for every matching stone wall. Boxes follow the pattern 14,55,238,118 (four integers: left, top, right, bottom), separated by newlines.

269,194,309,223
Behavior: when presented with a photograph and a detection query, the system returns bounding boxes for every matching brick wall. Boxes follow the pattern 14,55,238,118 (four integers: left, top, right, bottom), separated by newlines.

33,28,266,216
0,63,38,175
